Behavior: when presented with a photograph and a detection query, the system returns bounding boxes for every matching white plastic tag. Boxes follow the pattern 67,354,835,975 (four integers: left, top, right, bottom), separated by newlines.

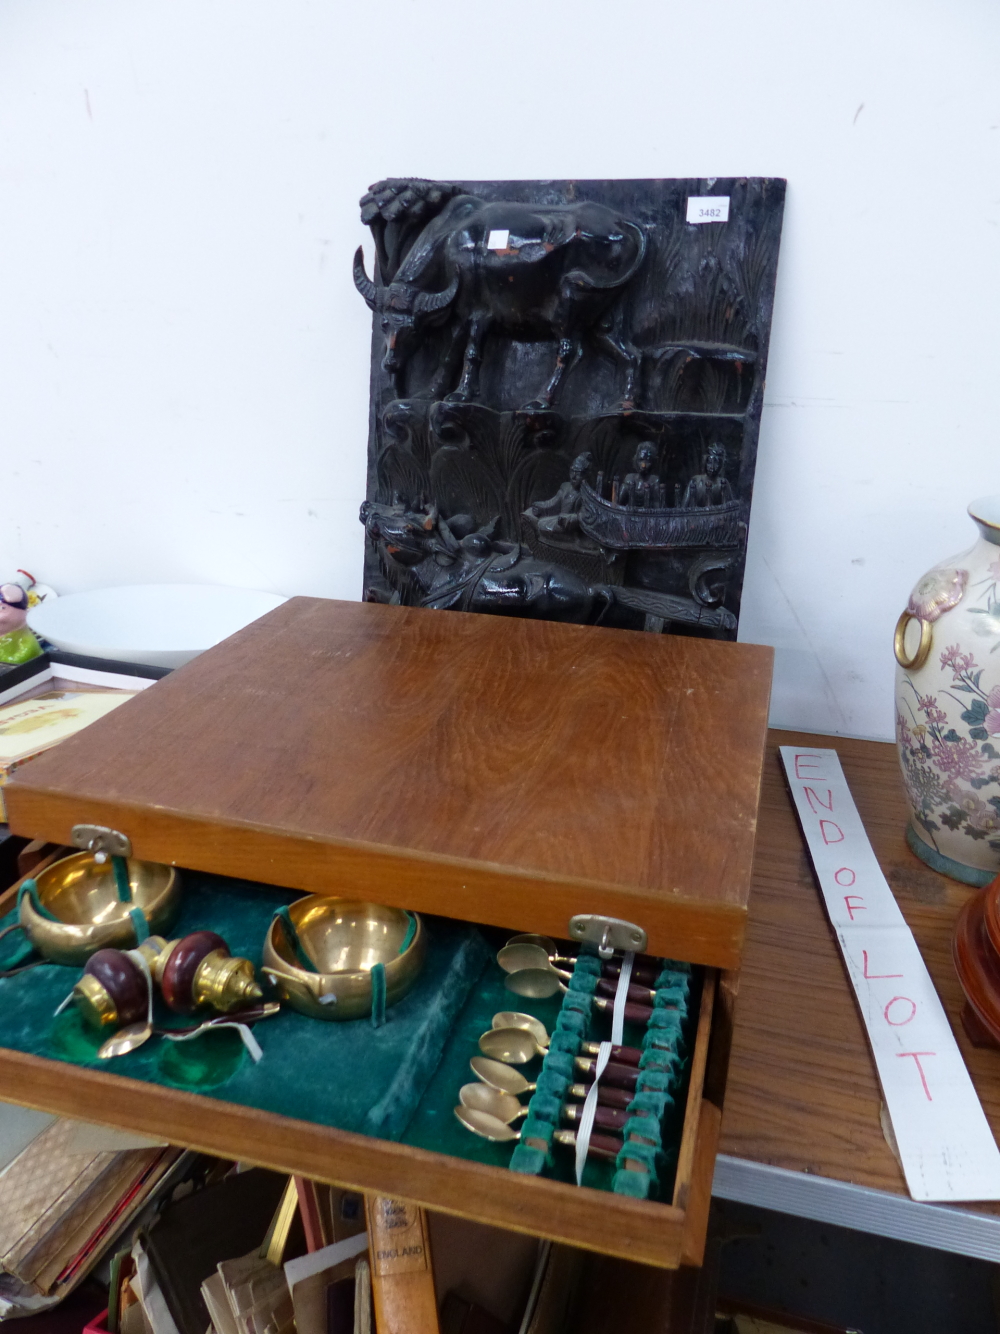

686,196,729,224
486,229,510,250
574,951,636,1185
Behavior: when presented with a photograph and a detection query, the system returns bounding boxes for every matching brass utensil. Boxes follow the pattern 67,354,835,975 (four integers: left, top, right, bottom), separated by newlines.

97,1021,154,1059
496,943,569,976
470,1056,537,1095
459,1083,528,1124
506,933,560,953
503,968,567,1000
262,897,425,1021
458,1084,629,1134
504,964,657,1006
14,853,180,966
453,1107,622,1160
478,1026,548,1064
502,938,661,987
491,1011,550,1047
468,1059,638,1116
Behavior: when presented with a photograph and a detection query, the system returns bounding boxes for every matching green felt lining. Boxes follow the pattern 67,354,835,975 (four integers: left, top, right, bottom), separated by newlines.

0,868,696,1205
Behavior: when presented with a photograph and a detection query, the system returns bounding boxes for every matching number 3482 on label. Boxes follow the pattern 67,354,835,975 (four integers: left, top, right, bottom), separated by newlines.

686,196,730,224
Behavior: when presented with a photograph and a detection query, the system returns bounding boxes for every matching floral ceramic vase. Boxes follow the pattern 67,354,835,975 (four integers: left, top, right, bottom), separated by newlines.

895,496,1000,885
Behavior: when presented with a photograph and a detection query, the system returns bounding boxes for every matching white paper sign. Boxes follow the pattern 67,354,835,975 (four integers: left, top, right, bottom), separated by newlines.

780,745,1000,1201
486,228,510,250
686,196,729,224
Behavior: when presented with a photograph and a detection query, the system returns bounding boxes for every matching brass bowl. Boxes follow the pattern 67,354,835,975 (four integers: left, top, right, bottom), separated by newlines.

20,852,181,965
262,897,425,1021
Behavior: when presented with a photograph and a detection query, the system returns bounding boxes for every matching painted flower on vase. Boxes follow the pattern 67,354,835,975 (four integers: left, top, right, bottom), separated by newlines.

907,567,968,622
898,645,1000,853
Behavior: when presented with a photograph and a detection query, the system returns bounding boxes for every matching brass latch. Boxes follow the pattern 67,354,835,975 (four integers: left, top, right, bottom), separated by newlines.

568,914,647,959
70,824,132,863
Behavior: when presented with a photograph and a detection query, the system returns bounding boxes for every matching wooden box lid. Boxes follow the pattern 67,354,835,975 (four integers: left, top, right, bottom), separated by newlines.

4,598,773,968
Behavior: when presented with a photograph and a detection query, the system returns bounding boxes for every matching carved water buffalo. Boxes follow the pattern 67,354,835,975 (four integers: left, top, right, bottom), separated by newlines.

353,195,646,409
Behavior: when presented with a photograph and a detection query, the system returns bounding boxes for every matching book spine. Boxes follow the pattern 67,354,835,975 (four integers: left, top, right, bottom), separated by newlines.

363,1197,439,1334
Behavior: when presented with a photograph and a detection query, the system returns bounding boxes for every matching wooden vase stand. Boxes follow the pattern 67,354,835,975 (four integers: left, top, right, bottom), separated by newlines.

953,874,1000,1049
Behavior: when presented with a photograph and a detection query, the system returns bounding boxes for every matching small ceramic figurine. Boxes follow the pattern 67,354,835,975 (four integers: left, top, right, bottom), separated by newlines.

895,495,1000,884
0,583,42,665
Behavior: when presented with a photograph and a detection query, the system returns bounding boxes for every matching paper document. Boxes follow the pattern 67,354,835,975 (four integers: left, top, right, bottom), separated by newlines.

780,745,1000,1201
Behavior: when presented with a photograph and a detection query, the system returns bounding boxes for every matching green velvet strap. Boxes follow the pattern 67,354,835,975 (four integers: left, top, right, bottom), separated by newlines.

129,906,150,944
112,856,132,902
370,962,386,1028
398,912,416,955
17,880,57,922
273,906,317,972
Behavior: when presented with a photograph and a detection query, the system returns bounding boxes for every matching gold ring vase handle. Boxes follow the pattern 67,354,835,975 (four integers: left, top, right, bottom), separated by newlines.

894,610,933,671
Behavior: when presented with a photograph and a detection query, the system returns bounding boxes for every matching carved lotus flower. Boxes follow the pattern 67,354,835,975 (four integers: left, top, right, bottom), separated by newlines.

907,567,968,622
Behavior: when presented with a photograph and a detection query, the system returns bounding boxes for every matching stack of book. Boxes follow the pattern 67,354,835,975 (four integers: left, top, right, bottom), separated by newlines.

0,1119,182,1319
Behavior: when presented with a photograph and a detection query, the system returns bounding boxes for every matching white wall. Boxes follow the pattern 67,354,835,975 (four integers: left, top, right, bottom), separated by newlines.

1,0,998,741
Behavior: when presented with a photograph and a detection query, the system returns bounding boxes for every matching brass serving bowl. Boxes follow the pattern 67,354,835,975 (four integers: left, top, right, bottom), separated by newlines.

20,852,180,965
262,897,425,1021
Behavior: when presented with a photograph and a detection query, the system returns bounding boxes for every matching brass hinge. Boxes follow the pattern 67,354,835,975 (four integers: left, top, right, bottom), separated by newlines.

70,824,132,862
568,914,647,959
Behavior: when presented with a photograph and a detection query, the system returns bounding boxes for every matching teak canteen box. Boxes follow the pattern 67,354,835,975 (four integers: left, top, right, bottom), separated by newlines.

5,598,772,969
2,597,774,1267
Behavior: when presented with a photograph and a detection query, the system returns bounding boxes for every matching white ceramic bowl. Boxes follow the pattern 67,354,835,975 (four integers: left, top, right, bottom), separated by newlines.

27,584,287,668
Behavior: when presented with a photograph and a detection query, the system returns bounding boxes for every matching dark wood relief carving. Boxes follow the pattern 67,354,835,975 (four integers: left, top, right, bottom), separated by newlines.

357,177,785,637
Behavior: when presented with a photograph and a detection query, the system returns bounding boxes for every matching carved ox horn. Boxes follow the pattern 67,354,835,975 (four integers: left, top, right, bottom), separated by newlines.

413,273,459,316
353,247,379,310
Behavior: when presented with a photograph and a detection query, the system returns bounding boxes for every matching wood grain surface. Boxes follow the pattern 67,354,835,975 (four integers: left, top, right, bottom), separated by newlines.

4,598,773,967
721,728,1000,1213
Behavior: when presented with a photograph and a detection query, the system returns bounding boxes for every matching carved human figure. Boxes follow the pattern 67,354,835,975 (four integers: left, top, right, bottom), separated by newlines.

682,443,733,508
617,442,661,508
524,454,593,538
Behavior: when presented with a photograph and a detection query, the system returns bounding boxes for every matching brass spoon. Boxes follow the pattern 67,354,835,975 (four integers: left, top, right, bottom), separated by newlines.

98,1001,280,1060
506,934,559,954
470,1056,537,1095
453,1107,622,1160
503,938,662,987
98,1020,153,1060
491,1011,550,1047
478,1026,548,1064
504,968,568,1000
459,1083,528,1124
159,1002,281,1040
505,966,658,1007
469,1060,635,1113
497,943,572,977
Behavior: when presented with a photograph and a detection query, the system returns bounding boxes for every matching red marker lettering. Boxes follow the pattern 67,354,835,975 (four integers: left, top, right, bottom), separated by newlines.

898,1051,935,1100
794,753,825,779
835,867,856,887
820,820,845,844
804,786,834,814
884,996,917,1026
862,950,903,980
844,896,866,920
